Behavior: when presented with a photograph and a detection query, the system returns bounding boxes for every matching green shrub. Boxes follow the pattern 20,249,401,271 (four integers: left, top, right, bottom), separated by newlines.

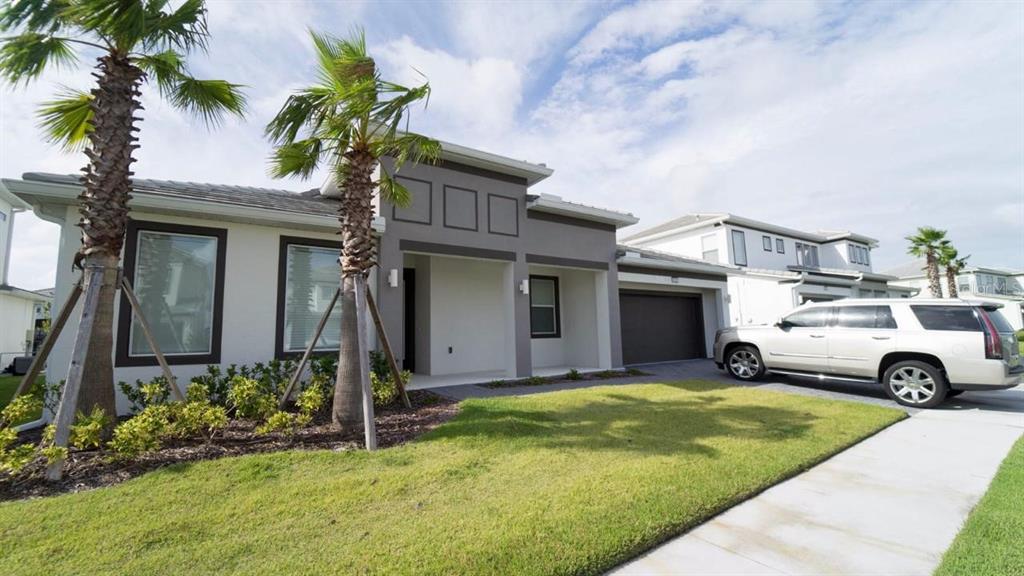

522,376,548,386
227,376,277,420
256,410,309,435
296,378,327,417
369,350,389,379
69,407,110,450
566,369,583,381
170,386,228,440
1,394,42,427
39,424,67,468
118,377,171,412
1016,329,1024,342
108,405,173,458
0,427,35,476
371,370,410,407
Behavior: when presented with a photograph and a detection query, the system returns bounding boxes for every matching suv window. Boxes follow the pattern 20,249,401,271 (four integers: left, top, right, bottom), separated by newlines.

983,308,1014,333
783,307,830,328
834,305,898,329
911,305,980,331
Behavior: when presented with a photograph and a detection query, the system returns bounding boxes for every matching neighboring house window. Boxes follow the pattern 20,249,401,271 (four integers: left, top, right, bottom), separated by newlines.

848,244,869,265
117,221,227,366
762,235,772,251
795,242,819,267
957,275,971,293
731,230,747,266
529,275,560,338
863,247,871,266
701,234,718,263
276,237,343,357
776,238,784,253
0,210,6,222
848,244,857,264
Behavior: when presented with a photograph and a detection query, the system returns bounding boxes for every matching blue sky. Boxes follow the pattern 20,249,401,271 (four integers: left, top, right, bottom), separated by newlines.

1,0,1022,289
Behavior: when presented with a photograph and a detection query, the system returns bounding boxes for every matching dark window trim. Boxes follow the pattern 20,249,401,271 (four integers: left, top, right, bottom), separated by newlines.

442,184,479,231
275,236,342,360
776,238,785,253
399,239,515,261
526,253,608,270
487,193,519,237
731,229,747,266
529,275,561,339
391,175,433,225
116,219,227,367
437,159,529,186
762,235,772,251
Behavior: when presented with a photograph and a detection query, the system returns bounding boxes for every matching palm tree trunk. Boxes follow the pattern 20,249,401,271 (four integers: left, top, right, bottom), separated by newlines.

946,267,959,299
925,253,943,298
73,54,144,420
332,149,378,433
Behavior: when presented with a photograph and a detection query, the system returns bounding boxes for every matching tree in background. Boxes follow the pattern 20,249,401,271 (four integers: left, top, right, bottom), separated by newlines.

0,0,246,419
265,29,439,432
906,227,948,298
938,242,969,299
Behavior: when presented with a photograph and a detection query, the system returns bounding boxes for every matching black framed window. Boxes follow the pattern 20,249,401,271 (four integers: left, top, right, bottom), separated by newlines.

117,220,227,366
762,235,772,251
776,238,785,253
529,275,560,338
731,230,747,266
833,306,898,329
796,242,819,267
276,237,343,357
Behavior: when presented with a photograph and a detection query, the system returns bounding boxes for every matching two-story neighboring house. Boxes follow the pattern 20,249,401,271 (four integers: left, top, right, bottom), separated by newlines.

620,213,914,326
0,184,48,370
885,260,1024,330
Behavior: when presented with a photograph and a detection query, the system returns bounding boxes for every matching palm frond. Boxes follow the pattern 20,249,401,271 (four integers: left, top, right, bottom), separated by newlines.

0,33,77,84
62,0,147,51
169,76,246,127
265,88,336,145
36,87,93,150
371,132,441,171
133,49,185,96
378,170,411,207
0,0,69,33
144,0,208,52
268,138,323,179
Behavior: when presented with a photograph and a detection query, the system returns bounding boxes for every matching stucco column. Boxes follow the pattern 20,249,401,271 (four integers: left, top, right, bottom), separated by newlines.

376,233,404,365
606,261,623,368
512,257,532,377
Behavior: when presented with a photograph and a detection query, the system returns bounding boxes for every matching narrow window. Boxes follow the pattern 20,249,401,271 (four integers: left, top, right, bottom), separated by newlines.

277,239,343,356
731,230,747,266
762,235,772,251
118,221,226,366
776,238,784,253
701,233,719,263
529,276,560,338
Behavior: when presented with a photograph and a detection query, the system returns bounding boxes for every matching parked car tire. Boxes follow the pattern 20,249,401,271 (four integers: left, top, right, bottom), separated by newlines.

726,345,765,381
882,360,948,408
946,389,965,398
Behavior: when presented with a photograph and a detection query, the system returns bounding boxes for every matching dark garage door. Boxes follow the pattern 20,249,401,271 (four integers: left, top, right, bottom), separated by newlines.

620,291,705,365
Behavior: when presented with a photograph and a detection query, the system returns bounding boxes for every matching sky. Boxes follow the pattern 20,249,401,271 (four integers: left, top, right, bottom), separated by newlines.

1,0,1022,290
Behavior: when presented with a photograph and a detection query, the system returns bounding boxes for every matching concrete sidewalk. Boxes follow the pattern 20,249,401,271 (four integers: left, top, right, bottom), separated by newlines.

612,386,1024,575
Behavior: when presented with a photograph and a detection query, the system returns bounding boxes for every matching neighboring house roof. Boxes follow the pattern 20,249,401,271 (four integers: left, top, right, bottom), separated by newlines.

616,244,736,277
787,265,896,282
884,259,1024,279
527,193,638,228
0,180,30,210
0,283,48,302
621,212,879,247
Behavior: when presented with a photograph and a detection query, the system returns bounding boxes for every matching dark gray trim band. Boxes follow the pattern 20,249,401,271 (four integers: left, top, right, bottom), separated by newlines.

526,254,609,270
442,184,479,231
438,159,529,186
392,175,432,225
399,239,515,262
117,219,227,367
617,264,726,282
526,210,617,232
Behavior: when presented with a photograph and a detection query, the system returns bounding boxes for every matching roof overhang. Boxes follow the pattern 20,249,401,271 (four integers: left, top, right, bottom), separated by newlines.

2,177,385,234
528,193,638,229
0,284,48,302
0,180,30,210
436,140,553,186
624,213,878,247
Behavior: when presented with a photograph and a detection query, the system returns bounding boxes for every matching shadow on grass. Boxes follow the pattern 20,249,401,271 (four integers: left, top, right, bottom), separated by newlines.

427,381,819,458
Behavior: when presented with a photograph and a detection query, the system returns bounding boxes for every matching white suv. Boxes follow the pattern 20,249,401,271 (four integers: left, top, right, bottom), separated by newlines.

713,299,1023,408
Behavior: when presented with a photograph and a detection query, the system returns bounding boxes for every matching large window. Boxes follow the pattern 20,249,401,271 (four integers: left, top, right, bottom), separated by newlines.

277,237,342,356
118,221,226,366
795,242,819,268
701,234,719,263
848,244,870,265
731,230,747,266
529,275,560,338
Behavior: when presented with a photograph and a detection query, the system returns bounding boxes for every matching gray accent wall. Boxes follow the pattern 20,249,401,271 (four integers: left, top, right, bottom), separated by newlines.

376,157,624,376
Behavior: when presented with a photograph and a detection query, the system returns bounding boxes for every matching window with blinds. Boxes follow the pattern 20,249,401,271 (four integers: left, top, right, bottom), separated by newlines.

283,244,342,352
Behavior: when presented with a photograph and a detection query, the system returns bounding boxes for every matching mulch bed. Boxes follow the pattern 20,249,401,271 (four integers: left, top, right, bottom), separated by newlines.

482,368,651,389
1,391,457,502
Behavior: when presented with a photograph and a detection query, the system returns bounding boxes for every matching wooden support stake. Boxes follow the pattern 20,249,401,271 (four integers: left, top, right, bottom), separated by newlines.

14,279,83,399
46,266,104,481
365,288,411,409
278,287,341,409
355,275,377,451
121,277,185,402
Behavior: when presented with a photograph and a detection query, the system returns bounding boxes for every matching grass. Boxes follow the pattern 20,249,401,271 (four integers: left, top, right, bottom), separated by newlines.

935,435,1024,576
0,380,904,575
0,375,44,423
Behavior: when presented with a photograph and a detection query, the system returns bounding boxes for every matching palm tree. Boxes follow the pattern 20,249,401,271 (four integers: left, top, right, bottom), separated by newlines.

266,29,439,432
938,243,969,299
0,0,246,419
906,227,948,298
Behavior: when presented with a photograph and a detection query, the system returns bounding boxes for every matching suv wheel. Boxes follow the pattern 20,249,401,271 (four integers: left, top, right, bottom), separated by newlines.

882,361,948,408
726,345,765,381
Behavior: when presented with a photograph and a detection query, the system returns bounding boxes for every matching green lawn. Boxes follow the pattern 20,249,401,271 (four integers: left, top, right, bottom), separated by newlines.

0,374,44,423
0,381,904,575
936,435,1024,576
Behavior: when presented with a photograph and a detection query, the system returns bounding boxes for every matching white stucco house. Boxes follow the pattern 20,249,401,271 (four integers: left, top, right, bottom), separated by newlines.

0,183,48,371
620,213,916,327
885,260,1024,330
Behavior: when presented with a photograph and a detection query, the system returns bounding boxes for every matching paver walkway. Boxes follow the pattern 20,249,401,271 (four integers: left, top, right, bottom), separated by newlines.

612,384,1024,575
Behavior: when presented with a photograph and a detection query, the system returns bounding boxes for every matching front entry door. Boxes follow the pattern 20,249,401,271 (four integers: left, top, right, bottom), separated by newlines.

403,268,415,371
